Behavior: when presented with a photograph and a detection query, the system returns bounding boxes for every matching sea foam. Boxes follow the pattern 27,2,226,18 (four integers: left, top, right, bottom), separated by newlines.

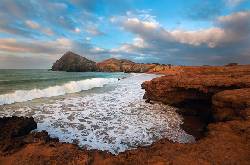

0,78,117,105
0,74,194,154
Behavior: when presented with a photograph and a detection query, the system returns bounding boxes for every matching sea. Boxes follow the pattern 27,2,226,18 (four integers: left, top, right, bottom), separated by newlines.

0,69,194,154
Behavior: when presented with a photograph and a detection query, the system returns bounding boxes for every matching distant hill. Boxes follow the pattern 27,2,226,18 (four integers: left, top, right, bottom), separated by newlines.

51,51,157,72
51,51,97,72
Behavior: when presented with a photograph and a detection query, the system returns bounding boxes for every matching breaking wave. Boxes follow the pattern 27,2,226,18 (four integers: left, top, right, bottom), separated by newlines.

0,73,194,154
0,78,118,105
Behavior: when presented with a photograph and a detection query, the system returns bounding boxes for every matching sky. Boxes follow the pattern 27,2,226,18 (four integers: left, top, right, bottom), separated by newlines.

0,0,250,69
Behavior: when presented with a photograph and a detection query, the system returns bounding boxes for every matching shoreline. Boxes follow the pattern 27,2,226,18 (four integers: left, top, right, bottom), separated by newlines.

1,65,250,164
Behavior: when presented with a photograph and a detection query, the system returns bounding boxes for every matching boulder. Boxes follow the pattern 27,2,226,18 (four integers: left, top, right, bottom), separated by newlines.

0,116,37,139
0,116,37,153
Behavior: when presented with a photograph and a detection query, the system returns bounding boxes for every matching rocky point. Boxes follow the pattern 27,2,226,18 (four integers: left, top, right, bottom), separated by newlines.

1,64,250,165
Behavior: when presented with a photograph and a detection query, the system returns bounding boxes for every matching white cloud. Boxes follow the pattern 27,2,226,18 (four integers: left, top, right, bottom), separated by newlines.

225,0,246,7
0,37,77,54
90,47,105,53
42,28,54,36
85,26,104,36
74,27,81,33
110,11,250,65
85,37,91,41
25,20,55,36
217,11,250,24
25,20,40,29
170,28,225,48
117,11,250,48
0,37,110,63
133,37,148,48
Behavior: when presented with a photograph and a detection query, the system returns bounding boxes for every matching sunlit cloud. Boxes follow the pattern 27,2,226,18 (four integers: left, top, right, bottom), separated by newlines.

0,0,249,68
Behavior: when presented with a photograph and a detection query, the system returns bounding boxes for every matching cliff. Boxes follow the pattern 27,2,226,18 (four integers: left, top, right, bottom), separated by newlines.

140,64,250,163
51,51,97,72
142,65,250,132
142,66,250,106
142,65,250,106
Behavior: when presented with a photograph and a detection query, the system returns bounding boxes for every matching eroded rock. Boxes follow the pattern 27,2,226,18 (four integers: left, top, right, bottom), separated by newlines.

96,58,157,72
212,88,250,121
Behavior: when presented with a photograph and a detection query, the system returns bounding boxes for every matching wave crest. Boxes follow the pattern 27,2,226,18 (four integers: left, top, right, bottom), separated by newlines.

0,78,117,105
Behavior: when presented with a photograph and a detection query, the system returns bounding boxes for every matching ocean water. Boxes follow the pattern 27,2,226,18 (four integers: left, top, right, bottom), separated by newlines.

0,70,194,154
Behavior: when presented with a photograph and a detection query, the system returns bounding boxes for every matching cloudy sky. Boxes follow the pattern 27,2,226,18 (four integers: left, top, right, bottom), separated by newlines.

0,0,250,68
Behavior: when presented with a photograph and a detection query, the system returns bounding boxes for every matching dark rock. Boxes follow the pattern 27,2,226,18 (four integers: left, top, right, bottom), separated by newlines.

0,116,37,139
0,116,37,154
226,63,238,66
51,51,97,72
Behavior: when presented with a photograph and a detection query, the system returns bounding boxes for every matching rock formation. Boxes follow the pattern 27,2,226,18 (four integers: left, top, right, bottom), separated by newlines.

52,51,157,72
0,115,249,164
212,88,250,121
96,58,134,72
143,65,250,105
1,65,250,164
142,65,250,130
141,64,250,163
0,116,37,154
51,51,97,72
96,58,157,72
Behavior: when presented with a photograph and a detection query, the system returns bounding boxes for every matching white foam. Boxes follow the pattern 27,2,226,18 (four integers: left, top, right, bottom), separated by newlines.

0,78,118,105
0,73,194,154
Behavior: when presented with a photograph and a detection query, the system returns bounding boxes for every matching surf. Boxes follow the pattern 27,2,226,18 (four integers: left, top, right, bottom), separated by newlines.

0,78,118,105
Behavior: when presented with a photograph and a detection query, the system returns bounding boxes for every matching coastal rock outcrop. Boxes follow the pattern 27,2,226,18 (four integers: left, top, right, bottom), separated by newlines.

0,116,88,164
0,116,249,164
1,65,250,164
142,65,250,106
51,51,97,72
96,58,135,72
0,116,37,154
212,88,250,121
52,52,158,72
142,65,250,137
96,58,157,72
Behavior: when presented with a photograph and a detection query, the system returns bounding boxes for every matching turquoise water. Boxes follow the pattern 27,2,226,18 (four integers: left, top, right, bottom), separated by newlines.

0,69,127,94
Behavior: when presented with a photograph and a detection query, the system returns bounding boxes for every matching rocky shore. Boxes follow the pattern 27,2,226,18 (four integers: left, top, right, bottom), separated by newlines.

1,64,250,164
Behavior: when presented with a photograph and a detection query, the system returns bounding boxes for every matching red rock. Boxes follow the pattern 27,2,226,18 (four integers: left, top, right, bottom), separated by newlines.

212,88,250,121
96,58,157,72
1,116,249,165
96,58,134,72
142,65,250,106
